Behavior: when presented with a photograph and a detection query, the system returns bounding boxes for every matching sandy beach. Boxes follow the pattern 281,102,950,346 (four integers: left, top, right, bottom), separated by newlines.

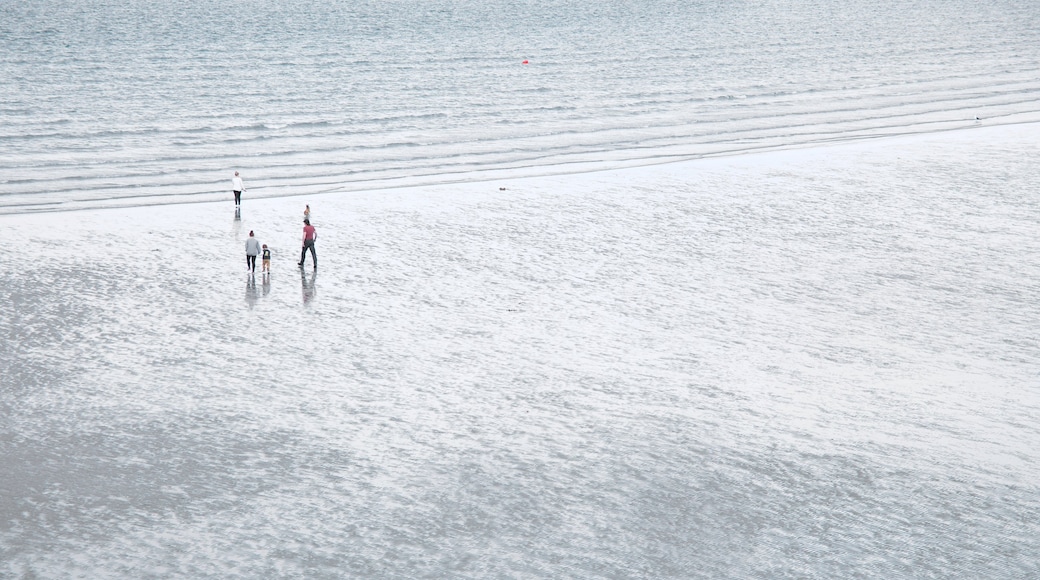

2,123,1039,578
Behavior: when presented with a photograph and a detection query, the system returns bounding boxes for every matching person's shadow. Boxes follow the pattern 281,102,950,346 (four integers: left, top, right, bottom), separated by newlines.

301,269,317,306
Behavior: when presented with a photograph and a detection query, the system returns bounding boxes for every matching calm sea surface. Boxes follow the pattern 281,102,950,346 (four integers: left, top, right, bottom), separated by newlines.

2,0,1040,212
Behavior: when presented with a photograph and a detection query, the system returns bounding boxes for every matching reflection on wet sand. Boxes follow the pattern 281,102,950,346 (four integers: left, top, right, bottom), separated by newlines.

245,273,259,308
301,268,316,306
232,208,242,244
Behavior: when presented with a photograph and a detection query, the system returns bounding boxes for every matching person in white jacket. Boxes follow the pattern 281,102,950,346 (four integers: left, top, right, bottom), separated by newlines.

245,230,262,273
232,171,245,206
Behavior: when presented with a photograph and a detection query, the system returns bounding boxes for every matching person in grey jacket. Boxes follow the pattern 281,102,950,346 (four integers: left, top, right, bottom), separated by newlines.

245,230,262,273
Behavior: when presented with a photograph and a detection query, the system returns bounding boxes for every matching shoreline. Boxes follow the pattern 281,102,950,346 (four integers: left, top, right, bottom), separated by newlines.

2,118,1037,218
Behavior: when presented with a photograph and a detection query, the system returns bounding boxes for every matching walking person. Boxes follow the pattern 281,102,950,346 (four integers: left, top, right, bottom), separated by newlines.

232,171,245,206
298,219,317,269
303,204,311,221
245,230,261,273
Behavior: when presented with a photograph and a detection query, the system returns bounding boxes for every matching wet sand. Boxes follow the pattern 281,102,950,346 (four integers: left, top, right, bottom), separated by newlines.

2,124,1039,578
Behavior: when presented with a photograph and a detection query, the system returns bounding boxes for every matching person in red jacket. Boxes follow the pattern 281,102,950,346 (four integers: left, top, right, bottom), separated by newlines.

298,219,317,269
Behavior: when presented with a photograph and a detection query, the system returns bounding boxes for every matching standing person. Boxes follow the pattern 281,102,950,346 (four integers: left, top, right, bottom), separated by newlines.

298,219,317,269
261,244,271,274
232,171,245,206
245,230,261,273
303,204,311,221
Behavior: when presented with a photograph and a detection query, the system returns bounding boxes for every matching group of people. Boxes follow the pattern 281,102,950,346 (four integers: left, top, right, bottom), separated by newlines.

244,231,271,274
235,172,318,273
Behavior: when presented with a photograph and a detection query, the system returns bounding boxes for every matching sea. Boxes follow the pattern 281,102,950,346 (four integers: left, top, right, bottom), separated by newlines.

2,0,1040,213
2,1,1040,578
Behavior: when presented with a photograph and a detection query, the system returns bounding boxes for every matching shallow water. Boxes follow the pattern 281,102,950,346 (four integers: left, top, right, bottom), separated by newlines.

2,125,1039,578
2,0,1040,212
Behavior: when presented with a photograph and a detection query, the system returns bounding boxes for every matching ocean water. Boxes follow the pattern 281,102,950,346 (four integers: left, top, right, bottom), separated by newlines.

3,1,1040,579
2,0,1040,213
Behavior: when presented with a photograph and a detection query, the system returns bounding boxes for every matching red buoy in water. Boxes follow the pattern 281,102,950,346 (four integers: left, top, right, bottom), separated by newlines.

522,60,529,64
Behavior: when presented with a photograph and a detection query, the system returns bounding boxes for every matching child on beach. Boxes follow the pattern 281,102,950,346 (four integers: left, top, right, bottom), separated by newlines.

304,204,311,221
262,244,271,273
